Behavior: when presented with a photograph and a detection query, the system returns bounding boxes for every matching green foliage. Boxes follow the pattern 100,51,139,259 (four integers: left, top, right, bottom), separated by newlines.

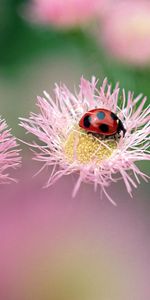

0,0,150,99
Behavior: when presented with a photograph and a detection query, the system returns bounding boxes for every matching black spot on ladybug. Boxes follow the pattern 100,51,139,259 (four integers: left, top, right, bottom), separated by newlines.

99,124,109,133
83,115,91,128
97,111,105,120
111,112,118,121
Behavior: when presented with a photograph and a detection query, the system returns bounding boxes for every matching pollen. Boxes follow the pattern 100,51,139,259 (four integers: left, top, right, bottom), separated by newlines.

64,127,117,164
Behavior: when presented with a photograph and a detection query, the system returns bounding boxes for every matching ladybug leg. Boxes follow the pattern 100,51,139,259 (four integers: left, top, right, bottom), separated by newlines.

102,134,106,140
114,133,120,141
87,131,93,136
97,134,105,140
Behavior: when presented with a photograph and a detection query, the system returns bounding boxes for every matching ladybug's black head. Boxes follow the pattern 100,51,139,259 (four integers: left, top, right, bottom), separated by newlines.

117,119,126,137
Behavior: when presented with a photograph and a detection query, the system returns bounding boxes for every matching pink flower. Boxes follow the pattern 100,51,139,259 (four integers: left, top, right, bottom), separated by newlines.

22,0,106,28
20,77,150,204
100,0,150,66
0,117,21,183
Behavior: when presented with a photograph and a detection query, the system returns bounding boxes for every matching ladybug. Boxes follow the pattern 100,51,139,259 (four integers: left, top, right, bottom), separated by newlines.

79,108,126,137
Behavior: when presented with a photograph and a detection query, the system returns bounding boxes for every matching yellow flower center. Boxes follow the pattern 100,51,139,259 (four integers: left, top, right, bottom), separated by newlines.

64,127,117,164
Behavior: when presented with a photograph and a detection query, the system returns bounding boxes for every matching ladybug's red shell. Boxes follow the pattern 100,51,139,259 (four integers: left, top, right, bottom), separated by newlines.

79,108,120,136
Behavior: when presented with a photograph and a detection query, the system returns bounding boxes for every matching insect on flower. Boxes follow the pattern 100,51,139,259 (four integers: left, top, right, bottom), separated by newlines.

79,108,126,138
19,77,150,205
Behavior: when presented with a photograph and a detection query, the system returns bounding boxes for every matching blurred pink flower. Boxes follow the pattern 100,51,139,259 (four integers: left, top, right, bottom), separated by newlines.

0,117,21,183
100,0,150,66
22,0,106,28
0,165,150,299
20,77,150,204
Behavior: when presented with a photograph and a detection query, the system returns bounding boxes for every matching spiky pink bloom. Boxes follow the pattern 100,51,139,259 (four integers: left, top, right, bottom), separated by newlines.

100,0,150,66
22,0,106,28
0,117,21,183
20,77,150,204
